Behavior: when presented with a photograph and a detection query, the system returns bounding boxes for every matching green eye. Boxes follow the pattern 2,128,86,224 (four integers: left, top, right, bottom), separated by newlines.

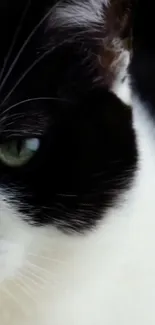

0,138,40,167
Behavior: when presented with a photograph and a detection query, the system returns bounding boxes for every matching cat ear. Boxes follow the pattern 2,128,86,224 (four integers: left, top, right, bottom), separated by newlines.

46,0,131,97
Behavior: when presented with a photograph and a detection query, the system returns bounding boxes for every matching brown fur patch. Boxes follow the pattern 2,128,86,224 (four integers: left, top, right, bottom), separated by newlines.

98,0,133,87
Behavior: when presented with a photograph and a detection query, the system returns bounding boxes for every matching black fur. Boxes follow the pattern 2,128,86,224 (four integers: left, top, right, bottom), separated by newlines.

130,0,155,112
0,0,137,232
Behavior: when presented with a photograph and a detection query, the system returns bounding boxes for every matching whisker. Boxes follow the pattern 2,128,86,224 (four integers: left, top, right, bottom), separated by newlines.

1,50,52,105
26,261,58,278
0,130,43,137
56,193,78,198
0,96,68,118
23,268,58,290
26,266,59,288
18,271,45,288
28,252,65,265
1,286,28,315
11,279,37,303
0,128,42,134
0,0,31,84
1,28,87,106
0,5,56,95
1,28,86,106
17,276,40,295
0,113,26,124
25,267,52,284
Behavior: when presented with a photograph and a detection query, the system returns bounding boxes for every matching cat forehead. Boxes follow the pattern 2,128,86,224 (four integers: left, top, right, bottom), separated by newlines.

0,0,109,94
49,0,109,28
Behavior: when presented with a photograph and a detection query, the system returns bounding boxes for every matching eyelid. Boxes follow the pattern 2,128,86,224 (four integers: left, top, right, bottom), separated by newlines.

0,132,43,141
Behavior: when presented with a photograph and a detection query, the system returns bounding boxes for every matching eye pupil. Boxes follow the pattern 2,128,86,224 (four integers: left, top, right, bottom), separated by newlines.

17,140,22,155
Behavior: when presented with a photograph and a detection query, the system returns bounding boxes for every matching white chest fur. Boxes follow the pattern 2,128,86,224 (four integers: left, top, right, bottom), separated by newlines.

1,94,155,324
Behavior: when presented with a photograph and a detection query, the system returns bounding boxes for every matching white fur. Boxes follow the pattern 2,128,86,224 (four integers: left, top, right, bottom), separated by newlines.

49,0,109,28
111,50,131,105
1,88,155,324
0,5,154,321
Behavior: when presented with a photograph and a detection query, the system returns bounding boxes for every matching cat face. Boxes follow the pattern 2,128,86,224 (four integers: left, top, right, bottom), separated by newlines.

0,0,136,280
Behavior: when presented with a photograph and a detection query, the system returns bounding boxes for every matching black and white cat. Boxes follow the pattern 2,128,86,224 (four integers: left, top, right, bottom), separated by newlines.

0,0,154,324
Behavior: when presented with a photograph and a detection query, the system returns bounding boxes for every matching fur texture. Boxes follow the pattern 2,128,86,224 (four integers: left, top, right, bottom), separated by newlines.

0,0,154,324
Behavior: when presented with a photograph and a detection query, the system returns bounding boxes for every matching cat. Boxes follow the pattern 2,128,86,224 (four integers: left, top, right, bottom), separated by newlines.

0,0,154,324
